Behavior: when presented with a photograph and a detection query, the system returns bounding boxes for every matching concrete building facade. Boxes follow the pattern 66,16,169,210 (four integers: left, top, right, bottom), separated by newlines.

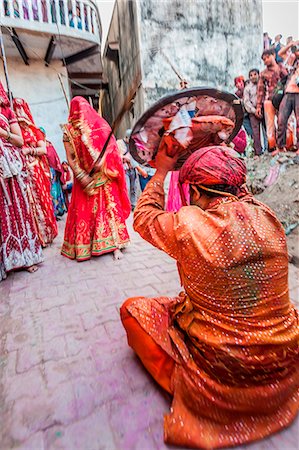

102,0,263,138
0,0,102,158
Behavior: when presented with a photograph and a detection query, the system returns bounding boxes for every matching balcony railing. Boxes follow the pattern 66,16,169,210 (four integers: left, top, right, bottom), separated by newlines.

0,0,101,42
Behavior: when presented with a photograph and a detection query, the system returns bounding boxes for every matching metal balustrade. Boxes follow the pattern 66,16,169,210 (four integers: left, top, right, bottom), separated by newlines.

0,0,101,42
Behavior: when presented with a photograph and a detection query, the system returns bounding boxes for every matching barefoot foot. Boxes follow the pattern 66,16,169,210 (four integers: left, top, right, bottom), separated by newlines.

113,249,123,260
27,265,39,273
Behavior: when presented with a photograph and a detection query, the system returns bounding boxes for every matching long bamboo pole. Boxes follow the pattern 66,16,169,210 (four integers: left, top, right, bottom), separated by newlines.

58,73,70,109
160,49,184,81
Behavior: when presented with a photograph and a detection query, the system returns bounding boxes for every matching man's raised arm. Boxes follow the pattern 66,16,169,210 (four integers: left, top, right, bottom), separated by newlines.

133,149,180,260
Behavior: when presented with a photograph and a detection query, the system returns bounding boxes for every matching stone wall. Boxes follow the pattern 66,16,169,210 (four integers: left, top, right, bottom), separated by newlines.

1,59,70,159
138,0,263,108
103,0,263,130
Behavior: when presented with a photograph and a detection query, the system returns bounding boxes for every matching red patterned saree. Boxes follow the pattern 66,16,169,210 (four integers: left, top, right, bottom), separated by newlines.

0,87,43,280
61,97,130,261
13,98,58,247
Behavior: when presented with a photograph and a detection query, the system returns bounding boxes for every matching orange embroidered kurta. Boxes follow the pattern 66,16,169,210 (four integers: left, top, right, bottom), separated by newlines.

122,179,299,449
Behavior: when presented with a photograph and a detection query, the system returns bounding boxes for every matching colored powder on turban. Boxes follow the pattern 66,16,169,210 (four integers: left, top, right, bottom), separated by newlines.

179,145,247,190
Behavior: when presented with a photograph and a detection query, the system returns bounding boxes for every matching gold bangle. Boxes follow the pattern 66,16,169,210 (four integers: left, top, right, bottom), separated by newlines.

76,170,86,181
6,130,11,141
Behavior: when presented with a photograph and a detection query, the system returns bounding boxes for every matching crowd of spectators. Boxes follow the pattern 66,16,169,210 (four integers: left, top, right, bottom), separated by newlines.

234,33,299,157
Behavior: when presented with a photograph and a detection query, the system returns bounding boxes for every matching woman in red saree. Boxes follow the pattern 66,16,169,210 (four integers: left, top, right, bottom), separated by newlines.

13,98,58,247
61,97,130,261
0,83,43,280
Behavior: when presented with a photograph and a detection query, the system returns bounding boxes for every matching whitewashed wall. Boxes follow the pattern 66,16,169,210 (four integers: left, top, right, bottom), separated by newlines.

0,59,70,160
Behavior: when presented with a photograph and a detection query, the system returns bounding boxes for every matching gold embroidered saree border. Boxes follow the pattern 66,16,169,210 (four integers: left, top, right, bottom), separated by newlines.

61,237,130,260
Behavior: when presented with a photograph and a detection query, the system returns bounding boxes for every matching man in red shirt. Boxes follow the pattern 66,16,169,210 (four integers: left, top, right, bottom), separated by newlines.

256,49,288,151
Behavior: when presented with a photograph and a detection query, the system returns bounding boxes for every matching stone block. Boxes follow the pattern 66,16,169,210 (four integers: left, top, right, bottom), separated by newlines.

26,285,58,300
107,390,168,449
65,333,87,358
81,311,106,331
43,335,67,362
16,345,42,373
6,321,41,352
42,320,67,343
44,359,70,389
124,285,159,298
5,368,46,403
9,397,54,442
39,292,76,312
93,365,130,407
104,320,126,341
2,350,17,379
50,383,77,426
72,377,95,419
60,301,97,318
45,409,115,450
89,340,129,373
18,432,45,450
133,273,161,288
121,354,153,392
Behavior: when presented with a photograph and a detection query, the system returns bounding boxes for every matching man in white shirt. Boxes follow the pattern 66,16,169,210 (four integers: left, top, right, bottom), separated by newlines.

243,69,263,155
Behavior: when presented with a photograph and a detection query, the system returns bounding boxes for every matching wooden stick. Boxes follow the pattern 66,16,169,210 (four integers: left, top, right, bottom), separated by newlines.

160,49,184,82
58,73,70,109
89,74,141,176
111,74,141,132
98,89,104,117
